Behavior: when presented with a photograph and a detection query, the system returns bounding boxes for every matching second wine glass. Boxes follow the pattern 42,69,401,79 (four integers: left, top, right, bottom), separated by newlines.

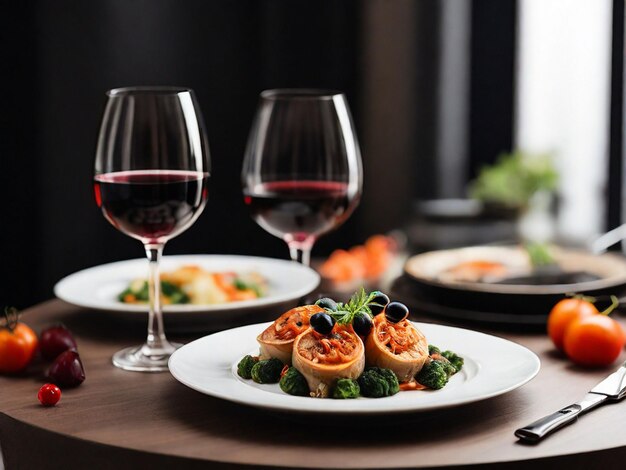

242,89,362,266
94,86,210,372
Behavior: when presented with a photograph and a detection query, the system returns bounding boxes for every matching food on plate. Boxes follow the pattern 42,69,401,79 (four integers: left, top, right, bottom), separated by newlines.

292,323,365,398
368,292,390,315
38,383,62,407
279,367,310,396
414,346,463,389
352,312,374,337
310,311,336,335
435,244,601,286
319,235,397,284
257,305,322,364
237,288,464,398
332,378,360,399
547,297,599,351
441,260,508,283
428,345,441,355
316,297,338,311
358,367,399,398
40,324,78,360
563,315,625,367
250,358,284,384
47,349,85,388
118,265,267,305
441,350,464,371
237,355,259,380
416,360,451,390
0,307,38,374
365,307,429,383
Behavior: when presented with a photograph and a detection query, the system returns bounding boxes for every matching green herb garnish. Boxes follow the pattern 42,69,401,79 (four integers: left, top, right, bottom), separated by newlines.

322,287,378,325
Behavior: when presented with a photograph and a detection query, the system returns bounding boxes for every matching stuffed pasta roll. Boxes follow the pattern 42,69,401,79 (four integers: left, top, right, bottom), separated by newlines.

292,325,365,398
364,312,429,382
257,305,322,364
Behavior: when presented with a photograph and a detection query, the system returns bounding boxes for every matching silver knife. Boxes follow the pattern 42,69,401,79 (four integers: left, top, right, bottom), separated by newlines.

515,361,626,443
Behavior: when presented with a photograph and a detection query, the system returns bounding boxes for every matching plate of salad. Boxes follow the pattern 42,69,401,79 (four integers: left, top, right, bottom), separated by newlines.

54,255,320,329
169,289,540,413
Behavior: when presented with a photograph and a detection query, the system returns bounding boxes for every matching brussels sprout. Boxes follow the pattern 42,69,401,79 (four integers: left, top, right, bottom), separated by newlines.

332,378,360,399
237,355,259,380
438,359,457,378
279,367,309,396
441,350,464,372
358,367,400,398
416,360,449,390
251,358,284,384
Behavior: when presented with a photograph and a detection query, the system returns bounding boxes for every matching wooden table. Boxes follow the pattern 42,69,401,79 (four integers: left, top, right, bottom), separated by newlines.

2,300,626,469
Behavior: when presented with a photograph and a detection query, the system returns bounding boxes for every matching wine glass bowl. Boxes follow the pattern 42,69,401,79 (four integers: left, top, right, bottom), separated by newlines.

94,86,210,372
242,89,362,265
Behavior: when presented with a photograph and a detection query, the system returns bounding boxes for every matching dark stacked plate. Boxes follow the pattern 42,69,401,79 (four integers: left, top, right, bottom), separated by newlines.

393,246,626,329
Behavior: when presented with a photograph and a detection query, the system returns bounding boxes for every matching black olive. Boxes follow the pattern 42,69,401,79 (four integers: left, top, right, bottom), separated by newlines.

384,302,409,323
353,313,373,337
369,291,390,315
315,297,338,311
310,312,336,335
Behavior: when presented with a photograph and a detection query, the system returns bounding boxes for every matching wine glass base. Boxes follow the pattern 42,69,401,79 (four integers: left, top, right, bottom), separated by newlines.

112,343,183,372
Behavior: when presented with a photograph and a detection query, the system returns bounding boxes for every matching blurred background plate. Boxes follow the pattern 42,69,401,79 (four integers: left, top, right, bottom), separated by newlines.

400,246,626,327
390,276,546,331
54,255,320,332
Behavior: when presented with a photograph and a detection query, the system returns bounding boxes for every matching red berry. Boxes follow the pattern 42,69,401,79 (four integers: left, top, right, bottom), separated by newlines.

47,350,85,387
40,325,78,360
38,383,61,406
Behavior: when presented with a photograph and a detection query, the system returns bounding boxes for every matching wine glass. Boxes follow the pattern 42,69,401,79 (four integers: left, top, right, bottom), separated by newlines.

242,89,362,266
94,86,210,372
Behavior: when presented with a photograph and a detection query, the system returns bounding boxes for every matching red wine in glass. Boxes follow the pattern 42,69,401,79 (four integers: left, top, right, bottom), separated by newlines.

94,170,209,244
95,86,210,373
243,181,354,244
242,89,363,266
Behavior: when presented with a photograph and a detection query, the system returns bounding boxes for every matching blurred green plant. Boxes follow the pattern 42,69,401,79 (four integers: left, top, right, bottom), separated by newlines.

524,242,555,267
469,151,558,209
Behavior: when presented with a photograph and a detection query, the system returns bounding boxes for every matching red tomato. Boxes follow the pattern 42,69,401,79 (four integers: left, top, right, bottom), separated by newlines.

38,383,62,406
547,298,598,351
563,315,625,367
0,322,38,373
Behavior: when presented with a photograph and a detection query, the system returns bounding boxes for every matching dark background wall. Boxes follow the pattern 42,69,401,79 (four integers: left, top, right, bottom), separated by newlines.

2,0,519,308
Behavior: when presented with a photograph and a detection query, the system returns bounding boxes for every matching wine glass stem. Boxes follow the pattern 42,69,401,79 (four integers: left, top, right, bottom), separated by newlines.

144,243,169,351
288,243,312,266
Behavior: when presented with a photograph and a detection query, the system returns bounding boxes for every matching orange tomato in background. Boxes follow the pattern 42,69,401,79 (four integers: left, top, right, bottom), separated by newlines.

563,315,625,367
0,322,38,373
319,235,396,284
547,298,599,351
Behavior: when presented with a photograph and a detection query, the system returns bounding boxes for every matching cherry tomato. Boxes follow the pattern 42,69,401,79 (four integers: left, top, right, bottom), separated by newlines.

547,298,598,351
563,315,625,367
38,383,61,406
0,320,38,373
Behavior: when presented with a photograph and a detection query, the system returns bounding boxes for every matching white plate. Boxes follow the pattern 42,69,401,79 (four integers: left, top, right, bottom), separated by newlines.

168,321,540,414
54,255,320,328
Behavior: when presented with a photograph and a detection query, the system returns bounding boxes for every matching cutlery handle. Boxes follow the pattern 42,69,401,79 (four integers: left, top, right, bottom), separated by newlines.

514,404,582,443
